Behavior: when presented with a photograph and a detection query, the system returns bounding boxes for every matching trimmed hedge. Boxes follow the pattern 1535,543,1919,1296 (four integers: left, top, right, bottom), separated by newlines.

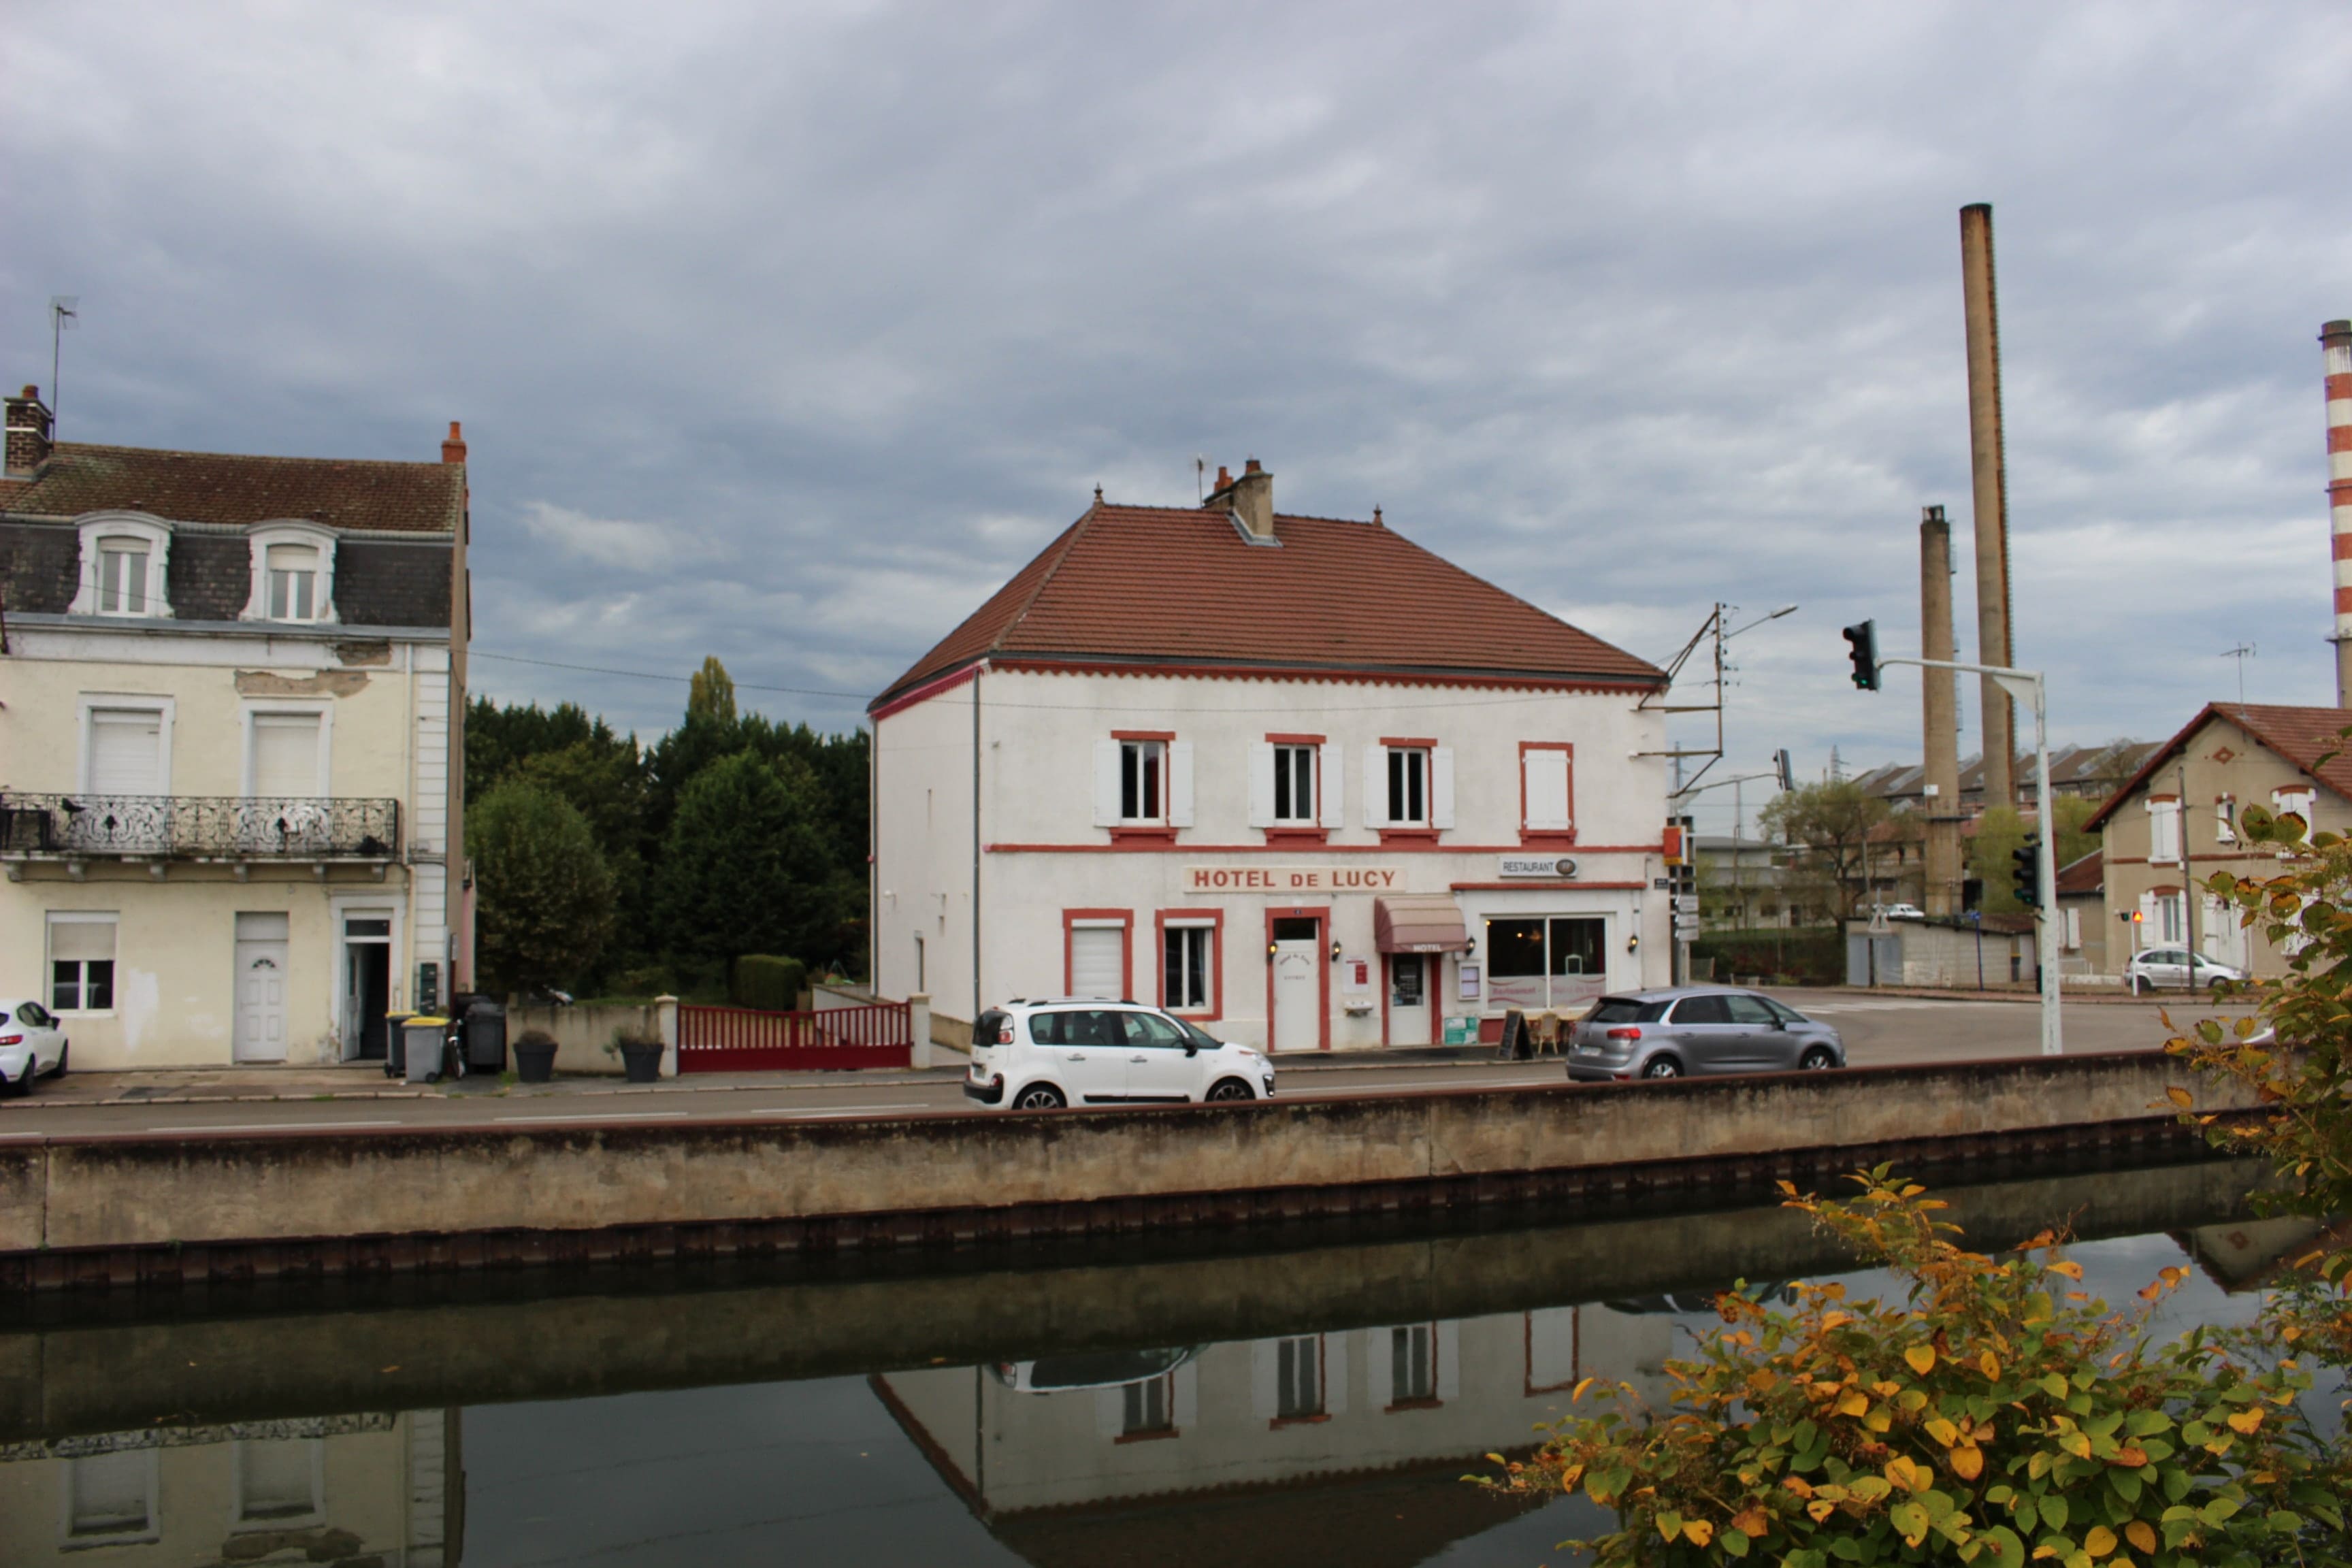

1690,928,1843,986
732,953,808,1013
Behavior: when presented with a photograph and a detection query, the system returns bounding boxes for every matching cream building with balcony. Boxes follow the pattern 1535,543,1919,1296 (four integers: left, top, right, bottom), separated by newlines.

870,463,1674,1052
0,387,470,1071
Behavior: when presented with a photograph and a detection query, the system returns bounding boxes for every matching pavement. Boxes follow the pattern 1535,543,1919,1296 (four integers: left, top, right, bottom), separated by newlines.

0,983,2246,1136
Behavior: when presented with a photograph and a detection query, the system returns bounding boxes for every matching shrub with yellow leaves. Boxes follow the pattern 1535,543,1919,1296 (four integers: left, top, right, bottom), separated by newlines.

1477,1169,2347,1566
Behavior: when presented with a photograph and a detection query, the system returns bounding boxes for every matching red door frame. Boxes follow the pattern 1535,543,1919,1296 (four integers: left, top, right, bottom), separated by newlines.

1263,904,1331,1051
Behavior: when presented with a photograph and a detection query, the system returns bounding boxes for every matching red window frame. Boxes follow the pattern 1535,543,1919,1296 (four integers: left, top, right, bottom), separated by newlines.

1062,909,1134,1000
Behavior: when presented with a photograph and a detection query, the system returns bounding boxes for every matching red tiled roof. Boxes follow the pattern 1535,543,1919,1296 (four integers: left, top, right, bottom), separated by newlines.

873,501,1664,710
2055,850,2102,896
2084,702,2352,831
0,442,463,533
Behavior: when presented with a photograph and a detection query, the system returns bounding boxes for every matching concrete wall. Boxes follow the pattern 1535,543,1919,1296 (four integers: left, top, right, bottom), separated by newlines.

506,998,662,1076
875,666,1672,1053
0,1054,2257,1264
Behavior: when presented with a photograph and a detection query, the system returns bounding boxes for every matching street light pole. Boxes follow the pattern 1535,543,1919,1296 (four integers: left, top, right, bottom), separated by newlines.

1872,653,2061,1056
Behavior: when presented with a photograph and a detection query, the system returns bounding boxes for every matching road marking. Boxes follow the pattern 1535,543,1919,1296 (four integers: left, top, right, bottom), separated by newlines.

493,1111,692,1124
749,1102,932,1115
146,1119,405,1133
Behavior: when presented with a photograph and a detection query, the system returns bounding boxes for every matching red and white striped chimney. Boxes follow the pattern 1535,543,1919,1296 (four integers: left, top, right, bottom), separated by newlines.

2329,319,2352,706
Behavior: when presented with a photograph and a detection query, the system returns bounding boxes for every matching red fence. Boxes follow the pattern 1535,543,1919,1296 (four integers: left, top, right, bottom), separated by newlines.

676,1001,913,1073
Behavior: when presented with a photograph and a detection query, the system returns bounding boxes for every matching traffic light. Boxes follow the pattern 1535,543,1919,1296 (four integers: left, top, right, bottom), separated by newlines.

1774,748,1794,793
2012,834,2040,909
1842,620,1880,690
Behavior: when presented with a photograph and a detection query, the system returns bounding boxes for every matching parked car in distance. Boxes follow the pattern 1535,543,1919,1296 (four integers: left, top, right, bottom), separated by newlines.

0,998,69,1094
965,999,1275,1110
1567,986,1844,1081
1877,902,1927,921
2122,949,2246,994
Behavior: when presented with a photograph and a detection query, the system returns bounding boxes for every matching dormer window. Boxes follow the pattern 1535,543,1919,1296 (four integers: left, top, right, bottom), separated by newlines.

267,544,321,619
97,540,151,614
242,523,338,625
67,513,173,619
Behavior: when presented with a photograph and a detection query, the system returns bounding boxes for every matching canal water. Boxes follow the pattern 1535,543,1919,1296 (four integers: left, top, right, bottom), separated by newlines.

0,1156,2329,1567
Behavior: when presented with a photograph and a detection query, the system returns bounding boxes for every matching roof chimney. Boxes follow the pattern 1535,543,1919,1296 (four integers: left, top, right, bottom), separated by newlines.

5,385,54,477
1204,457,1275,539
442,420,468,465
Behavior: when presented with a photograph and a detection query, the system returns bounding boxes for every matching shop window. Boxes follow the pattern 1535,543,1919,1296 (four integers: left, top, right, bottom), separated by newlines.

1484,917,1606,1011
1163,924,1213,1011
48,914,117,1013
1390,954,1425,1008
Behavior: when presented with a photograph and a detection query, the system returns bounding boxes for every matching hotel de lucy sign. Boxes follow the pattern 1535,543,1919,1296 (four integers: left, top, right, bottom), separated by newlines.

1184,858,1576,894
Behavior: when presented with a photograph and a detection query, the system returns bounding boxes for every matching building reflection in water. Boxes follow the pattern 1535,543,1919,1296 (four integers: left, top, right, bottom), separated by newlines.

0,1411,459,1567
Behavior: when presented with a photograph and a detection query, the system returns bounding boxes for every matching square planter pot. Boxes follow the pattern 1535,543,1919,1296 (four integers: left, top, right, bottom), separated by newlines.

618,1043,663,1083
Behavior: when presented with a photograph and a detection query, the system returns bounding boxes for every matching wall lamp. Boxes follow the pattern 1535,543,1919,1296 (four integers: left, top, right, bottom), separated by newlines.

1627,933,1640,953
1330,940,1344,964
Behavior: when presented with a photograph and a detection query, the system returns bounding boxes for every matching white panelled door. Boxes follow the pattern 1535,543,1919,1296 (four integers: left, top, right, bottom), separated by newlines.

233,912,292,1063
88,709,163,794
1273,936,1320,1051
1070,924,1124,1000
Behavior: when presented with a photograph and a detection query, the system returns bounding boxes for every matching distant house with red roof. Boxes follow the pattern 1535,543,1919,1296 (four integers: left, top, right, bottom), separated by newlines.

868,460,1674,1055
2082,702,2352,983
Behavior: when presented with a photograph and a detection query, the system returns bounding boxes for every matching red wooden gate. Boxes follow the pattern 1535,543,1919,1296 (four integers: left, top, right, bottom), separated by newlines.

675,1001,913,1072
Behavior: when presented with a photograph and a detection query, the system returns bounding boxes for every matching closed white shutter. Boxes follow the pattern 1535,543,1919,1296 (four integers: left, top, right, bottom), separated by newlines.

1362,745,1388,828
1432,746,1456,830
88,710,163,794
1523,749,1569,831
251,715,323,796
48,917,116,963
1526,1307,1578,1389
1319,743,1345,829
1168,740,1194,828
1092,740,1123,826
1247,743,1276,828
1069,924,1124,998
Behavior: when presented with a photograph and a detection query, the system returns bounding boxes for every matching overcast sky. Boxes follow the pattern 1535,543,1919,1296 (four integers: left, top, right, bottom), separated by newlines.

7,1,2348,830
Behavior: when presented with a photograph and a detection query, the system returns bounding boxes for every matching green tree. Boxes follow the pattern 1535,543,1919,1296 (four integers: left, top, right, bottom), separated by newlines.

1760,781,1890,919
1970,800,2099,916
469,780,617,996
655,750,843,980
688,655,736,724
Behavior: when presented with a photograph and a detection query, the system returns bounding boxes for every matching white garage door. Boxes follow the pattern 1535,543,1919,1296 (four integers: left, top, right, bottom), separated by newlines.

1070,925,1124,1000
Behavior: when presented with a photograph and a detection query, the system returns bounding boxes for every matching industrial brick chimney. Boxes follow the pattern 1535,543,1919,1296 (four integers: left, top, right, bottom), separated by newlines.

2327,321,2352,705
1204,457,1275,540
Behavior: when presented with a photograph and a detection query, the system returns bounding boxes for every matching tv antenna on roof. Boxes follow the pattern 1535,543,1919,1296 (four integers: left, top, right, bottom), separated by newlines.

2221,642,2255,704
49,296,78,433
1195,455,1205,503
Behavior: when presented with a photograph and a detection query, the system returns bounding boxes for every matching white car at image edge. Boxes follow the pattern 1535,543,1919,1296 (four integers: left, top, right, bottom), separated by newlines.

0,998,70,1095
965,998,1275,1111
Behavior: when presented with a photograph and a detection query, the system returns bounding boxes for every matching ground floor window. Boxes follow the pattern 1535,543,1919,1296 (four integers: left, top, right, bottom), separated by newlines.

48,913,118,1013
1276,1335,1325,1421
1389,1324,1437,1407
1122,1374,1176,1437
2155,892,2184,945
1163,923,1213,1011
1484,916,1605,1011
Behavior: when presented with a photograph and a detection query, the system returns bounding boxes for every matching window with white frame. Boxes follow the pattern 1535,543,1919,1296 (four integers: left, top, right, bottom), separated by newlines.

1122,1375,1176,1437
65,1449,158,1543
2272,787,2316,829
2147,797,2182,862
248,710,326,797
1163,922,1213,1011
267,543,322,620
1364,743,1452,830
84,704,167,795
2156,891,2185,944
1389,1324,1437,1405
235,1439,323,1525
242,523,338,625
1092,738,1193,829
2215,795,2237,844
2061,906,2082,950
1388,747,1428,825
69,516,173,619
1273,745,1316,822
1275,1335,1324,1420
48,914,118,1013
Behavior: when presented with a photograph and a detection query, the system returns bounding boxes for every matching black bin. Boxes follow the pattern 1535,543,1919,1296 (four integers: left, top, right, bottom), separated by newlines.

383,1011,415,1079
458,994,507,1073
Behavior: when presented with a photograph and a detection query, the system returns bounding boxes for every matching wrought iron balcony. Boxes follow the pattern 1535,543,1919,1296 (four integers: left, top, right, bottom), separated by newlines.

0,793,401,861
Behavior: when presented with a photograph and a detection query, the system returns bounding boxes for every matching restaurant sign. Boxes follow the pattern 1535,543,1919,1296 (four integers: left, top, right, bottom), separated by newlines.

1498,855,1578,879
1184,866,1404,892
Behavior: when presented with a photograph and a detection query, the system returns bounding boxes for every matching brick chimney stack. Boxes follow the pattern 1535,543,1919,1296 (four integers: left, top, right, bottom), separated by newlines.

441,420,468,465
2325,321,2352,705
1203,457,1275,540
5,385,54,477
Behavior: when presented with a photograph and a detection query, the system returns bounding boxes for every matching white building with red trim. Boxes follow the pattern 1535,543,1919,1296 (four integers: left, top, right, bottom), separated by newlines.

869,463,1673,1052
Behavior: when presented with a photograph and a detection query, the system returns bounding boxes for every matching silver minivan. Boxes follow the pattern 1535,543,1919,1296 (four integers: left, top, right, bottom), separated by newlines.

1567,985,1844,1081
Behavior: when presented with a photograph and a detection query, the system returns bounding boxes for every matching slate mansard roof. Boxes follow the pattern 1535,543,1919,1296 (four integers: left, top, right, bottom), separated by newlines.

1,438,462,631
872,500,1665,711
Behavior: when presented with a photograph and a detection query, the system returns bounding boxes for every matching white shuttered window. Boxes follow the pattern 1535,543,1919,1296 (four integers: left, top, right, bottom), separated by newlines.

250,714,323,797
88,709,163,795
1522,747,1571,832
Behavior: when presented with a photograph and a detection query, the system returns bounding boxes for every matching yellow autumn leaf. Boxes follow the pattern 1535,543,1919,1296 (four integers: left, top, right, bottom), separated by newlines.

2047,1260,2085,1281
1924,1417,1960,1446
1685,1521,1716,1547
2226,1407,2263,1434
2165,1085,2194,1107
2125,1522,2158,1554
1979,1351,2001,1379
2085,1526,2118,1558
1808,1501,1836,1522
1835,1388,1870,1418
1949,1443,1984,1480
1820,1311,1853,1330
1904,1344,1936,1375
1571,1376,1595,1401
1731,1507,1770,1539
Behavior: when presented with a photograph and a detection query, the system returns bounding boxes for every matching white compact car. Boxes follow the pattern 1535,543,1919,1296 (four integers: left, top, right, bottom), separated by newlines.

0,998,70,1095
964,999,1275,1110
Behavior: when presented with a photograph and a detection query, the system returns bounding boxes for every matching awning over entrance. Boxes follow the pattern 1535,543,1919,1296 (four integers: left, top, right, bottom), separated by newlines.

1374,896,1471,954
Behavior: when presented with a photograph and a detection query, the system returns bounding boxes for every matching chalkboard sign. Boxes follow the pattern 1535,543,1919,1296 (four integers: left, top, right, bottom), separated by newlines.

1499,1009,1529,1060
